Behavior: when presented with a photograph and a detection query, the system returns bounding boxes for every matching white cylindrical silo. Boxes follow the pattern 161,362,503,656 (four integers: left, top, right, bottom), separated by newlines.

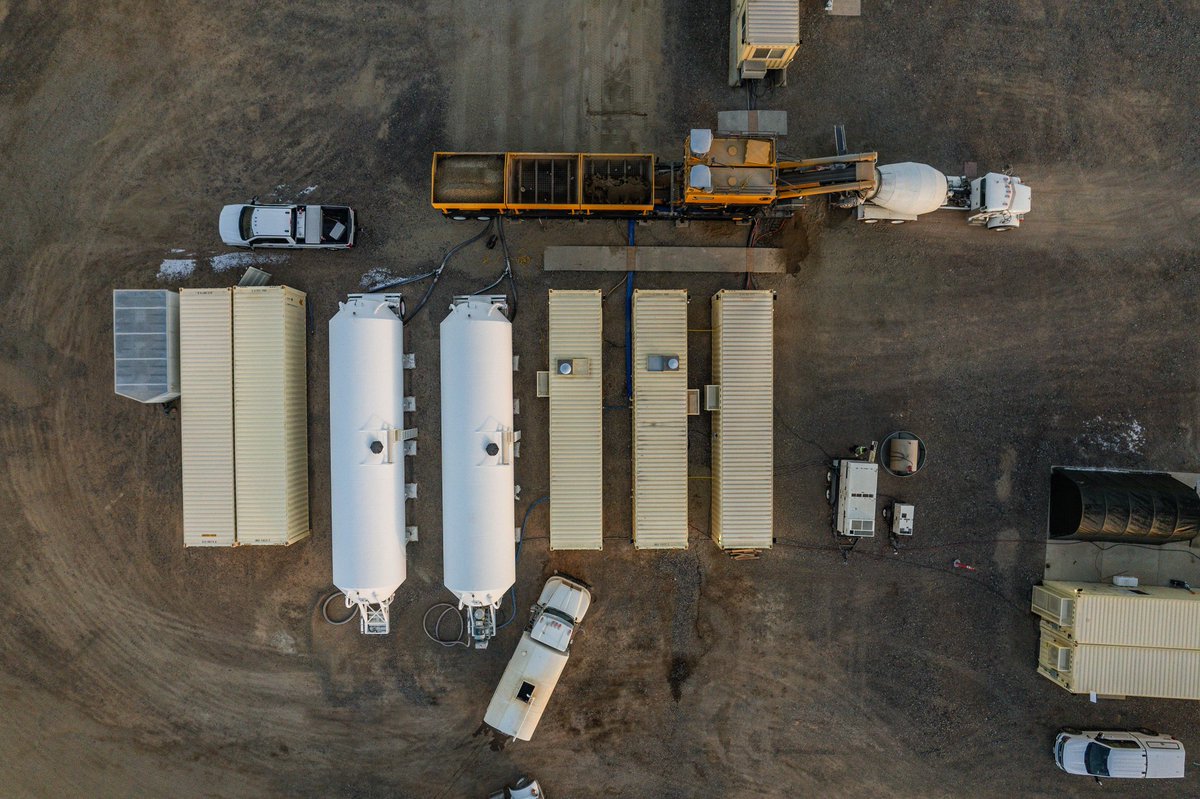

440,296,517,619
869,162,949,217
329,294,408,634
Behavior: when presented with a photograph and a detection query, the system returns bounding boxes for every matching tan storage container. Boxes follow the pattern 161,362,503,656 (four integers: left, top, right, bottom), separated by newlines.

1037,622,1200,700
232,286,310,545
710,290,774,550
1032,581,1200,649
632,290,688,549
179,288,236,546
547,290,603,550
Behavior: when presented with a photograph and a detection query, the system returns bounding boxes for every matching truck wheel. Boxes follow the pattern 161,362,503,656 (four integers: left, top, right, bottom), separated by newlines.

990,224,1016,232
862,219,878,224
451,215,467,221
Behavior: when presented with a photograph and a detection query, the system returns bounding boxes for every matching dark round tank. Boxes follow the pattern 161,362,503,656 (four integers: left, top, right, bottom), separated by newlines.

1048,468,1200,544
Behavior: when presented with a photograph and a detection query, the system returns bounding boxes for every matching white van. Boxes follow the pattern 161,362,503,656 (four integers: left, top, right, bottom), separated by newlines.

1054,729,1185,779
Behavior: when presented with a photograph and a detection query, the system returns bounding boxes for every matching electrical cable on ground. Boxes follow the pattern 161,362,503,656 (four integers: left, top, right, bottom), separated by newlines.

470,217,518,322
499,217,517,322
603,273,629,299
320,590,358,625
773,406,833,460
772,537,1028,614
744,218,757,289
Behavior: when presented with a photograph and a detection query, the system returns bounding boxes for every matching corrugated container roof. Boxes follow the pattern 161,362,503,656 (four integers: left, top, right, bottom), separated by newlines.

632,290,689,549
233,286,310,546
1038,624,1200,700
1038,580,1200,649
745,0,800,44
179,289,235,546
548,290,603,550
711,290,774,549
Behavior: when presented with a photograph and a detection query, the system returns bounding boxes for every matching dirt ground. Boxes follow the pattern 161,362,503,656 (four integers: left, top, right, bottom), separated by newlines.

2,1,1200,797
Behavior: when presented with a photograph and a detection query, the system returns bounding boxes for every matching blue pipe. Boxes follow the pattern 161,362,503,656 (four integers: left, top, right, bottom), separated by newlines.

625,219,635,401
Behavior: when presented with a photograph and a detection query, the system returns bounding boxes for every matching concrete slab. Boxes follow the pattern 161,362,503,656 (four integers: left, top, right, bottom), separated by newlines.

544,245,787,273
718,110,788,136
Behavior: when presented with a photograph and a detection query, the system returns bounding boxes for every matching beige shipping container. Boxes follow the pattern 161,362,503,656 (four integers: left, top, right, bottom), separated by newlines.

632,290,689,549
1037,622,1200,700
232,286,310,546
179,288,236,546
710,290,774,550
1032,581,1200,649
547,290,603,550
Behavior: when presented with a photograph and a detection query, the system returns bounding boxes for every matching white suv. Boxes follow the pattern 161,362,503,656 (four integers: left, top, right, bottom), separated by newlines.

1054,728,1185,779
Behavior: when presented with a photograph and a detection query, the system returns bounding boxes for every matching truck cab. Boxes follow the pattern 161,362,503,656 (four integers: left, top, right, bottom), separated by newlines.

1054,729,1185,779
968,172,1032,230
482,575,592,742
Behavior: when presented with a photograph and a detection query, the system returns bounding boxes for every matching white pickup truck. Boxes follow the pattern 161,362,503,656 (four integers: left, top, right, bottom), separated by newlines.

1054,729,1185,779
219,200,356,249
483,575,591,742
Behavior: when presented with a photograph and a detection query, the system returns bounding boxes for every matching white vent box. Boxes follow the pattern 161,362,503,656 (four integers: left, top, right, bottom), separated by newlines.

891,503,915,536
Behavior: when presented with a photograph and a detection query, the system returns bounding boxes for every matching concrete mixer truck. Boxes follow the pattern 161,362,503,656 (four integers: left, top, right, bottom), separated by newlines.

847,161,1032,230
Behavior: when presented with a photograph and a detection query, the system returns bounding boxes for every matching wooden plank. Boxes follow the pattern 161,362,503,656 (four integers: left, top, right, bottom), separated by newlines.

717,110,788,136
544,246,787,273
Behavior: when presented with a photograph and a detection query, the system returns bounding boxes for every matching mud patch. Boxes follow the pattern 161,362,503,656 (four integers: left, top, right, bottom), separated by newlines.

668,654,696,702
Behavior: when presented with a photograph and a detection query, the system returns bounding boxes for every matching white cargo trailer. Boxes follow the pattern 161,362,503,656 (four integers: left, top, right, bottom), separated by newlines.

1038,622,1200,700
233,286,310,546
632,290,689,549
329,294,417,634
179,288,235,546
542,289,603,551
441,295,519,647
708,289,775,551
1033,581,1200,650
483,576,592,742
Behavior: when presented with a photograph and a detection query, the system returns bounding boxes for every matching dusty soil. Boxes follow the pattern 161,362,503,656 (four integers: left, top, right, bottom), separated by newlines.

2,1,1199,797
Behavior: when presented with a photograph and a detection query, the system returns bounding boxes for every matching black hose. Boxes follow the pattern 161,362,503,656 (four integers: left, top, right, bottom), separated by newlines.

499,218,517,323
320,590,358,625
370,220,493,324
470,217,518,322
